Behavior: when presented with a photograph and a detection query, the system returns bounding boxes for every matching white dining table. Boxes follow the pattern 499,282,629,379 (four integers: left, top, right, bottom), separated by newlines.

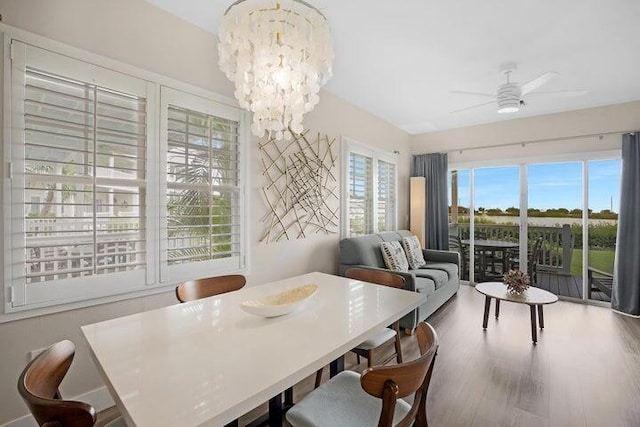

81,271,426,427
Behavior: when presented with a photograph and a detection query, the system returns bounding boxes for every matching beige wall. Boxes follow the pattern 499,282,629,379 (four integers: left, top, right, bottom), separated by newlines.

410,101,640,162
0,0,410,423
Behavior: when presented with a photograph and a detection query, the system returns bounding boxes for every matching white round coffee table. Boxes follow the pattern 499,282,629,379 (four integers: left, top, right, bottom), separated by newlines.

475,282,558,344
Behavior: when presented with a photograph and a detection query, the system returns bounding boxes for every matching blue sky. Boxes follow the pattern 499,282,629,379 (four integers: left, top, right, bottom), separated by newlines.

451,159,621,213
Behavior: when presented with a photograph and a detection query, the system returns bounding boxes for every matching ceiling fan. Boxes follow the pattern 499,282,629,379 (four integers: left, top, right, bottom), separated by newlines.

450,63,587,114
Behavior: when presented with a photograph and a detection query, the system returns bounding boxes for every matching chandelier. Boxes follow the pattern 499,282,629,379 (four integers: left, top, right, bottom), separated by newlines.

218,0,333,140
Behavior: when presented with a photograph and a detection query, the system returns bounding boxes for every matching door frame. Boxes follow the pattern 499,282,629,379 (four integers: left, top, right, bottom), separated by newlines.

449,149,620,305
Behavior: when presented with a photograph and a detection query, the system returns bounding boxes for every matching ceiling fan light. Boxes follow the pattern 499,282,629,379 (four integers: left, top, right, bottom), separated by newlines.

497,82,521,114
497,105,520,114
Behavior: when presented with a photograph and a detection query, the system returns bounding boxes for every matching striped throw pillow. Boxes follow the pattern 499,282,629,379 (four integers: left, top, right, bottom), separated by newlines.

402,235,426,270
380,241,409,272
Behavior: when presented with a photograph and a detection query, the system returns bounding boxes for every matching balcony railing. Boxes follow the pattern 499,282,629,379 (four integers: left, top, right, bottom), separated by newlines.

452,223,574,275
25,216,142,282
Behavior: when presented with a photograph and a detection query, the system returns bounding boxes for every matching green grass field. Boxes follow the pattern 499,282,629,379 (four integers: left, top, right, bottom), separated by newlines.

569,248,615,277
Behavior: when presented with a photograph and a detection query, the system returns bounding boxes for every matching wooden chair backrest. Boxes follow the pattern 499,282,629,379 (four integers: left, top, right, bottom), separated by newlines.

345,268,405,290
175,274,246,303
18,340,97,427
360,322,439,427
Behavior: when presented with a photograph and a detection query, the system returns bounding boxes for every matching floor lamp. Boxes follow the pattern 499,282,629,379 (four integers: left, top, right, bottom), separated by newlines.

410,177,426,248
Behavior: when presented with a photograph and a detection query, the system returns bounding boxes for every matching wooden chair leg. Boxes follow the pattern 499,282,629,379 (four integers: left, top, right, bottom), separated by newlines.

394,333,403,364
314,368,323,388
393,321,403,364
367,350,374,368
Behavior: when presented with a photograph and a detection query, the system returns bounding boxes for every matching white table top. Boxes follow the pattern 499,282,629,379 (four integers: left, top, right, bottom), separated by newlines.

475,281,559,305
81,272,426,427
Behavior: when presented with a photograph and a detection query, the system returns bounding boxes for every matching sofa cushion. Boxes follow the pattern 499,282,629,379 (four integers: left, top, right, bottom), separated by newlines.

413,268,448,290
378,230,414,242
339,234,387,269
380,241,409,272
402,235,426,270
414,276,435,296
423,261,458,280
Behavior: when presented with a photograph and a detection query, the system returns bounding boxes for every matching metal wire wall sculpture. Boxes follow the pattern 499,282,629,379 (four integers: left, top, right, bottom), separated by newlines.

260,130,339,242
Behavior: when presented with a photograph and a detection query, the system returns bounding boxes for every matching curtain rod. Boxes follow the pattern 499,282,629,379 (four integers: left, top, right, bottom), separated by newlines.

441,129,639,154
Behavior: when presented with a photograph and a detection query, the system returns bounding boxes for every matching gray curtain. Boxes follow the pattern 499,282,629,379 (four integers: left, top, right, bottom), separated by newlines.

411,153,449,250
612,133,640,316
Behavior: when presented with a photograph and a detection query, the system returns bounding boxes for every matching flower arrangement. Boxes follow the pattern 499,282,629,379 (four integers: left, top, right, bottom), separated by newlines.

503,269,530,295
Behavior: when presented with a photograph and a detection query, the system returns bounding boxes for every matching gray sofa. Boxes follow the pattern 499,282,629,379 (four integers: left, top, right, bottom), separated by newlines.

339,230,460,332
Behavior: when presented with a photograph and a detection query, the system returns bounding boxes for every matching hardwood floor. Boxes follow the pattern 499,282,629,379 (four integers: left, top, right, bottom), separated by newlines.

239,284,640,427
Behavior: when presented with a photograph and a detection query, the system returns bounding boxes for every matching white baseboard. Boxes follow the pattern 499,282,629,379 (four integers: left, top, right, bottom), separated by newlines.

2,386,114,427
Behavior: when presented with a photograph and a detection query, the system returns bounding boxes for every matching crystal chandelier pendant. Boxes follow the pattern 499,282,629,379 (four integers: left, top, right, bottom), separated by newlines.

218,0,333,140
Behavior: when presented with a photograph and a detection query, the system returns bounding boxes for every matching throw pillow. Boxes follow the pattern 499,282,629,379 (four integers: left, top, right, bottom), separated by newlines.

380,241,409,273
402,235,426,270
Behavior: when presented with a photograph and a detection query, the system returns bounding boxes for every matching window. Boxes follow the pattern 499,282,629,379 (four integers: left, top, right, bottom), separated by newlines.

5,37,247,314
23,67,147,284
342,138,397,237
347,152,373,236
160,87,245,283
377,160,396,232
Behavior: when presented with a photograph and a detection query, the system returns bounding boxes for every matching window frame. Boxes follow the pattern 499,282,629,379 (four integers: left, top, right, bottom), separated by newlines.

159,86,247,285
341,137,398,237
1,25,250,321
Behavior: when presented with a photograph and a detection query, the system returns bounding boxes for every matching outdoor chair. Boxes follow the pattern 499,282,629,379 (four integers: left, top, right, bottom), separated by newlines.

450,233,497,282
449,234,468,280
508,237,544,284
587,267,613,299
474,230,503,279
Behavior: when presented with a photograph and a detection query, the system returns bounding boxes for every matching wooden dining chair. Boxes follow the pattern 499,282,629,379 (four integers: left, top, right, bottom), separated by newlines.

175,274,246,303
18,340,125,427
288,322,438,427
175,274,247,427
315,268,405,387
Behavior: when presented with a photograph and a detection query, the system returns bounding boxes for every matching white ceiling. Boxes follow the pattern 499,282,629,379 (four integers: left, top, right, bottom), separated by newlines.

146,0,640,133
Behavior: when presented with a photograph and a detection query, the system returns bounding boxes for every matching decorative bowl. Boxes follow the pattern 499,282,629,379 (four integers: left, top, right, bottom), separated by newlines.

240,284,318,318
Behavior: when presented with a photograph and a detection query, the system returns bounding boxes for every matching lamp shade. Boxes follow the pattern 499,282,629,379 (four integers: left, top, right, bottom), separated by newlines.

410,177,426,248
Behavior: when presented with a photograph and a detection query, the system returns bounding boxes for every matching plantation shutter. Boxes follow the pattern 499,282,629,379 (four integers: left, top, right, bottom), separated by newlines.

343,139,398,238
9,41,149,307
348,152,373,236
377,160,396,232
160,87,245,282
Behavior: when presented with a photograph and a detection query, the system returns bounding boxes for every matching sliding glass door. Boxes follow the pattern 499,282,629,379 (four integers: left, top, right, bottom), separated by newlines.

448,169,470,279
586,159,621,303
472,167,521,282
449,156,621,304
527,162,583,298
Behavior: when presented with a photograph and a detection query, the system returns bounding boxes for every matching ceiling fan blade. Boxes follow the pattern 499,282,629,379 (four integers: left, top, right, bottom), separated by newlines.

521,72,559,95
451,90,495,98
450,100,495,114
525,90,588,97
